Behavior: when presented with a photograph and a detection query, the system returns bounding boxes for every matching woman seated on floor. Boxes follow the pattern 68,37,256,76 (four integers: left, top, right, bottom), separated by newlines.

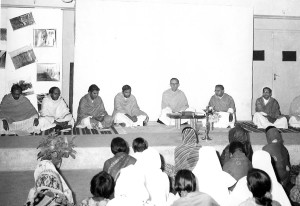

171,169,219,206
103,137,136,181
79,171,115,206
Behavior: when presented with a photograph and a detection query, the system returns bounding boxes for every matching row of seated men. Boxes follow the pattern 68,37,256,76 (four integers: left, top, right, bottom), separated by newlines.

0,78,300,133
24,126,300,206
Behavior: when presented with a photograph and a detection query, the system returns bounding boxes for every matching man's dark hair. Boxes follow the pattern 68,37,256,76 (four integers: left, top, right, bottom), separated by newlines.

11,84,22,93
90,171,115,198
170,78,179,84
49,86,59,94
263,87,272,93
132,137,148,152
215,84,224,90
88,84,100,92
122,85,131,92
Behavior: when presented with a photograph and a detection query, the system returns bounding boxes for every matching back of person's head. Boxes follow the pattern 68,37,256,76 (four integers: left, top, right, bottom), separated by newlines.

90,171,115,199
229,141,246,155
132,137,148,152
181,127,199,144
11,84,22,93
228,124,250,144
122,85,131,92
88,84,100,92
111,137,129,155
247,168,272,206
174,169,197,196
265,126,283,144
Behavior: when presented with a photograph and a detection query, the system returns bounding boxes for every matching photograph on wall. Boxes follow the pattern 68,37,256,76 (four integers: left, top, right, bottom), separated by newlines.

8,79,34,96
37,93,47,111
0,50,6,69
33,29,56,47
9,12,35,31
0,28,7,41
37,63,60,81
9,45,37,69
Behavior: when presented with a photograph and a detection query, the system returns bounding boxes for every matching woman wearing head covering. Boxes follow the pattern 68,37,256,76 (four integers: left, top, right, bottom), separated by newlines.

193,146,236,206
220,125,253,166
228,150,291,206
103,137,136,181
240,168,281,206
174,127,201,174
262,126,291,190
135,147,171,206
24,160,74,206
171,169,219,206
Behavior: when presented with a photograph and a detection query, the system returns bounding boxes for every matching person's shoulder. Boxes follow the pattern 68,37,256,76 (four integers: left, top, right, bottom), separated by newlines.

163,88,172,94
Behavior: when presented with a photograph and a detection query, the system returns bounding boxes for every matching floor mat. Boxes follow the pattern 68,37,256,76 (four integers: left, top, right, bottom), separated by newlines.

238,121,300,133
0,126,118,136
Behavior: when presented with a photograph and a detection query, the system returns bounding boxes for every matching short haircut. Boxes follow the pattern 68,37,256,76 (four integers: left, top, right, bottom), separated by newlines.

247,168,272,205
88,84,100,92
111,137,129,155
170,78,179,84
174,169,197,196
263,87,272,93
215,84,224,90
132,137,148,152
11,84,22,93
49,86,59,94
90,171,115,198
229,141,246,155
122,85,131,92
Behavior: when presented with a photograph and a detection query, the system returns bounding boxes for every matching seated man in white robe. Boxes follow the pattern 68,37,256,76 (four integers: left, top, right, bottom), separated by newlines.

208,84,236,128
253,87,287,129
158,78,192,126
113,85,148,127
289,95,300,128
38,87,74,131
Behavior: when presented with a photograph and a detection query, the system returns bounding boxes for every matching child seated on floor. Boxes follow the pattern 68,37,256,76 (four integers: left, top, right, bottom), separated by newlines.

131,137,148,160
79,171,115,206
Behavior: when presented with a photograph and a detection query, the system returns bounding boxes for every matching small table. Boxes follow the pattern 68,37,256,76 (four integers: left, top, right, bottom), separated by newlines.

167,113,206,130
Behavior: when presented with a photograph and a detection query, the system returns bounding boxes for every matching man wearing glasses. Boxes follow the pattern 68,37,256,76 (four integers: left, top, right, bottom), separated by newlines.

157,78,189,125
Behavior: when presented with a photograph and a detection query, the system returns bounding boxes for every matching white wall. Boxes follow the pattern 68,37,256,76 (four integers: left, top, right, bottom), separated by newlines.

74,0,253,121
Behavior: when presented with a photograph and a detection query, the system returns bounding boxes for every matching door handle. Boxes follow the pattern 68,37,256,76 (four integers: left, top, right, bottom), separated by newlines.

274,73,280,80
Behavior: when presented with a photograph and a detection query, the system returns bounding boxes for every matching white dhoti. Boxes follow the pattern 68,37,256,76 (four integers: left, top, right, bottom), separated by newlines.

214,112,235,128
158,107,194,126
38,114,74,131
76,116,101,129
289,116,300,128
114,113,146,127
0,115,40,135
253,112,288,129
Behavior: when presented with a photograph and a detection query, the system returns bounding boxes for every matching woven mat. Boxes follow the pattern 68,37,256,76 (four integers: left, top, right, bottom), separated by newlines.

239,121,300,133
0,126,118,136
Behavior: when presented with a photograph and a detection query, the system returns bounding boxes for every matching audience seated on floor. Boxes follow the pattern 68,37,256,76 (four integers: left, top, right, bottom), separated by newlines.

103,137,136,181
24,160,74,206
222,141,252,183
174,127,201,174
0,84,39,135
228,150,291,206
158,78,192,126
289,95,300,128
239,168,281,206
76,84,113,129
113,85,149,127
193,146,236,206
38,87,74,131
131,137,148,161
171,169,219,206
208,84,236,128
79,171,114,206
253,87,288,129
220,125,253,166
